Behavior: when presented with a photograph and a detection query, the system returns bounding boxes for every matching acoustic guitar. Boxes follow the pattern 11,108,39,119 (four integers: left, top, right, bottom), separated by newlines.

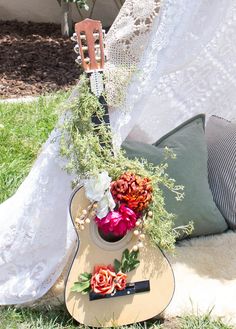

65,19,175,327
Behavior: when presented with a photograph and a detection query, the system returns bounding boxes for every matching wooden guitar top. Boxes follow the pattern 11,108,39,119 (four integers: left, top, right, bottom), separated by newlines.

65,186,175,327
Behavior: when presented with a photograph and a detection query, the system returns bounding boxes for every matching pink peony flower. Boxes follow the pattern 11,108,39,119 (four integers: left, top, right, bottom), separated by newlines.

95,204,138,237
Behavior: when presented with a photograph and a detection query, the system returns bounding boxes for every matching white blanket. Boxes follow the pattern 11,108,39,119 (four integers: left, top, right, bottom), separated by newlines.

165,230,236,325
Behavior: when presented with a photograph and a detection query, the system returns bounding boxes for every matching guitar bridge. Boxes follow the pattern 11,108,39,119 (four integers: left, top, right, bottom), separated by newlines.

89,280,150,301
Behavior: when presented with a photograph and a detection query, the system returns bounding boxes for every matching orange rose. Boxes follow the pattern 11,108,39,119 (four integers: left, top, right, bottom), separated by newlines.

91,265,116,295
114,272,127,291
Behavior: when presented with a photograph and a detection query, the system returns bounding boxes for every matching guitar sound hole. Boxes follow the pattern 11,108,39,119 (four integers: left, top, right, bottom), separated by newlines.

98,229,124,243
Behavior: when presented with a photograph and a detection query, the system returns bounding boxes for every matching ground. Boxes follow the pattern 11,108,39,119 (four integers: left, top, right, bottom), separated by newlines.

0,20,81,98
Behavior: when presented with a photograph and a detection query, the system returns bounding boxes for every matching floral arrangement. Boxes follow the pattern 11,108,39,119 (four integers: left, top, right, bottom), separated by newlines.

80,171,153,250
60,76,192,252
71,249,139,295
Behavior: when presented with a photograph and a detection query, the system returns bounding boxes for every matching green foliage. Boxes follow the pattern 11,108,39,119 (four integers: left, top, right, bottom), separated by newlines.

59,75,190,251
60,75,114,181
114,249,140,273
71,272,92,294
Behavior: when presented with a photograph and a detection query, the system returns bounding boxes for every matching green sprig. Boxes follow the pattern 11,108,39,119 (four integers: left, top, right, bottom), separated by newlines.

71,272,92,294
114,249,140,273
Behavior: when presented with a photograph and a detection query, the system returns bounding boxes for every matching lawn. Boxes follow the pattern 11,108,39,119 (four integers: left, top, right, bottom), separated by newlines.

0,92,68,203
0,94,234,328
0,307,234,329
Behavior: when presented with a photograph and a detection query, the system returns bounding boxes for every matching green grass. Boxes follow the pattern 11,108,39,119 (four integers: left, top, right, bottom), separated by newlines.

0,92,68,203
180,314,234,329
0,307,163,329
0,307,76,329
0,307,234,329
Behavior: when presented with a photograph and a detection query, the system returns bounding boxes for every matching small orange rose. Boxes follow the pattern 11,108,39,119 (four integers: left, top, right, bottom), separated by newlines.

114,272,127,291
91,265,116,295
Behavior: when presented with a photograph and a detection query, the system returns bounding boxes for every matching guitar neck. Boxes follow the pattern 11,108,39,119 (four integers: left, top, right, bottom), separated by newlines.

72,19,110,126
86,71,110,126
93,94,110,126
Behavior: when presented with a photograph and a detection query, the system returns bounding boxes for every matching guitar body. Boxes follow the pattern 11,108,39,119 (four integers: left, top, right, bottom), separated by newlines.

65,186,175,327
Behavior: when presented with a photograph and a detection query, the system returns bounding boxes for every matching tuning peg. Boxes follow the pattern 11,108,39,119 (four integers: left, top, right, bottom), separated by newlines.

71,33,77,42
74,44,80,54
93,32,100,41
75,56,82,65
80,34,86,40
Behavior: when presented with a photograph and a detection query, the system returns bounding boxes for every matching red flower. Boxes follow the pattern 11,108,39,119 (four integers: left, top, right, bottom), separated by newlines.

111,172,153,212
114,272,127,291
91,265,116,295
95,204,137,237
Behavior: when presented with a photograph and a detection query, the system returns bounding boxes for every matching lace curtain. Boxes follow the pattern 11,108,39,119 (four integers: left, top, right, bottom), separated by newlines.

108,0,236,147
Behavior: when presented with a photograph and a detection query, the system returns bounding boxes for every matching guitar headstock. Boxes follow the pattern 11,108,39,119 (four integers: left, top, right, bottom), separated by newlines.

72,18,105,73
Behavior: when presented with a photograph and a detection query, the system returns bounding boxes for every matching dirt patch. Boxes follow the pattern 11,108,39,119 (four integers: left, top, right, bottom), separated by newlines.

0,20,82,98
162,318,181,329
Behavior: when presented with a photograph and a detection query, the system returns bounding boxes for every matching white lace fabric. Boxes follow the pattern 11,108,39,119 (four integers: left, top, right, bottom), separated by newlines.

106,0,160,65
1,0,236,305
104,0,160,107
110,0,236,146
0,128,77,304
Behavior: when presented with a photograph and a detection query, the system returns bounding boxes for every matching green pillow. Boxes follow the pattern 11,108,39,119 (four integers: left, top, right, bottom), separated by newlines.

122,114,227,239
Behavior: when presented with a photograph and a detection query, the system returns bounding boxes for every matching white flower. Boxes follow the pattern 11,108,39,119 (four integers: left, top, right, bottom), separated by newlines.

96,190,116,219
84,171,112,202
0,123,4,129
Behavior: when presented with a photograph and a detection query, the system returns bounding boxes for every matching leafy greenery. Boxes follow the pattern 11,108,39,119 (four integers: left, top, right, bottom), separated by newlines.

71,272,92,294
114,249,140,273
60,75,114,181
59,75,190,251
0,92,68,204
